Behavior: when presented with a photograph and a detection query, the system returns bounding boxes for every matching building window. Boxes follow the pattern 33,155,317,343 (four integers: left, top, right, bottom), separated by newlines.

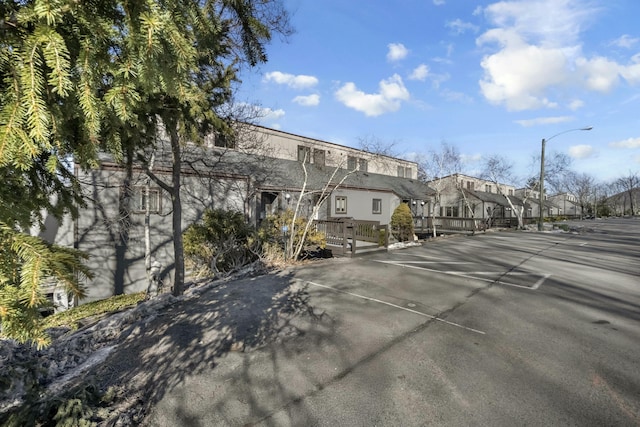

440,206,459,217
485,184,492,193
467,181,474,190
359,158,368,172
372,198,382,214
214,132,235,148
313,149,325,166
397,165,405,177
347,156,357,170
133,187,160,213
298,145,311,162
335,196,347,214
508,189,514,196
405,167,412,179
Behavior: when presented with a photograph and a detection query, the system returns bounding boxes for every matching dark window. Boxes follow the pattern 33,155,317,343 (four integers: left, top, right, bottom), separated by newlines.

347,156,357,170
298,145,311,162
440,206,459,217
485,184,492,193
404,167,412,179
397,165,405,177
335,196,347,214
467,181,474,190
314,149,325,166
214,132,235,148
359,158,368,172
372,198,382,214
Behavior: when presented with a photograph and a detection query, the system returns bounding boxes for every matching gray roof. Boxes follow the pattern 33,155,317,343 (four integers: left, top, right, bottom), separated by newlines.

97,145,435,200
465,189,527,208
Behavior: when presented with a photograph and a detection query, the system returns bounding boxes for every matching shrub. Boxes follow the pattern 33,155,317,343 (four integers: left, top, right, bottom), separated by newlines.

258,209,326,261
378,229,387,246
183,209,257,276
390,203,414,242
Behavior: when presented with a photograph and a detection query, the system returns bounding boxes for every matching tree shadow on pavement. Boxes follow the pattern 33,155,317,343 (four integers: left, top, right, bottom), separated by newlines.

83,269,340,425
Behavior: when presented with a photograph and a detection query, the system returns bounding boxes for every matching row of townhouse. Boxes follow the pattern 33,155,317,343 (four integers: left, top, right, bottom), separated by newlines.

427,174,584,224
44,123,585,309
47,124,433,308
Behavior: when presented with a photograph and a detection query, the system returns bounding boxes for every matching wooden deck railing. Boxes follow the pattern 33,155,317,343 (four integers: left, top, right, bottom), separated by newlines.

313,219,388,256
414,217,486,234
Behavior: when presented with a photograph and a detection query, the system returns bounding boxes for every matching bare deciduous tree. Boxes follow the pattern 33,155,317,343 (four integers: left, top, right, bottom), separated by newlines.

417,142,462,236
287,152,358,261
481,155,529,229
615,171,639,216
563,172,596,217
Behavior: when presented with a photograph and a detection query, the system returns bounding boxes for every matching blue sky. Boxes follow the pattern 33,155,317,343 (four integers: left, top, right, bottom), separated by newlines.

235,0,640,184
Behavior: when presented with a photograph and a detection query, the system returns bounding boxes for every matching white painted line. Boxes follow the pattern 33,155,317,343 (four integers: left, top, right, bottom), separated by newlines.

531,273,551,290
300,280,486,335
395,261,473,265
392,253,449,260
374,260,546,290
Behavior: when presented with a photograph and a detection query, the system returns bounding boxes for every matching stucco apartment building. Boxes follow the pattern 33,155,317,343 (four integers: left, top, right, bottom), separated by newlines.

48,125,433,308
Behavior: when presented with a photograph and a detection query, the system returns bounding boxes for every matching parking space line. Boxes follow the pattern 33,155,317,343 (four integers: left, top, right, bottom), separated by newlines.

299,280,486,335
374,260,547,290
530,273,551,290
392,253,449,260
397,261,473,265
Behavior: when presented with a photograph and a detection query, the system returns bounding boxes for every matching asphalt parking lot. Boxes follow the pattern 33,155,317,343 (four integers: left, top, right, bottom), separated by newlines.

147,218,640,426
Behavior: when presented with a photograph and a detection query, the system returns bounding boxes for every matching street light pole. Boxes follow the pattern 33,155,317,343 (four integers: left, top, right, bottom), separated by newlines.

538,137,547,231
538,126,593,231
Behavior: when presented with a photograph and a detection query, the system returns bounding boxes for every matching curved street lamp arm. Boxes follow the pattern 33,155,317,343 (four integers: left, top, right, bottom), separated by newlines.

538,126,592,231
545,126,593,143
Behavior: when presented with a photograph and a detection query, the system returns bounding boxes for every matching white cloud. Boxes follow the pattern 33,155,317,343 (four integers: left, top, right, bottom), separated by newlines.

446,19,479,35
515,116,572,127
478,35,567,110
568,99,584,110
609,137,640,149
611,35,639,49
256,106,285,124
292,94,320,106
619,59,640,86
433,0,445,5
575,56,621,92
387,43,409,62
335,74,410,117
481,0,593,47
264,71,318,89
409,64,430,81
568,144,594,159
476,1,640,111
440,89,473,104
430,72,450,89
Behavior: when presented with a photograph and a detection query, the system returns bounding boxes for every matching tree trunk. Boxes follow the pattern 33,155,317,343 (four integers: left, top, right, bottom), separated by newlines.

169,125,185,296
432,198,439,237
145,152,156,291
115,146,133,295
